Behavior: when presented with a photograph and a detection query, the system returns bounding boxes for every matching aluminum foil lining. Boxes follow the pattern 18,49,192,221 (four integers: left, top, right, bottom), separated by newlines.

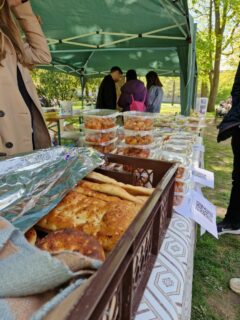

0,146,104,231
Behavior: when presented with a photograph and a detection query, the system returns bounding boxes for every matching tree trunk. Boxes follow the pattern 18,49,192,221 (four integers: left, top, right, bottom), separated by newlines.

207,45,222,111
201,81,209,97
207,0,226,112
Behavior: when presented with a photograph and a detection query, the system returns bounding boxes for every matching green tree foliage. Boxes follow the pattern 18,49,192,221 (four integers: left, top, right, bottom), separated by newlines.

31,69,81,102
31,69,103,105
217,70,235,103
192,0,240,110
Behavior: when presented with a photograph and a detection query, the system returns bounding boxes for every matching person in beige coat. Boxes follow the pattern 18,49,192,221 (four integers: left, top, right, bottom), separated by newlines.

0,0,51,157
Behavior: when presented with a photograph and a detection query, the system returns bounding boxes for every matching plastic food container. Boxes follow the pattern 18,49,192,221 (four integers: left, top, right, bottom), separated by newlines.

124,130,154,145
175,116,187,125
117,143,156,159
173,186,191,206
165,138,191,146
176,166,191,180
154,128,175,135
163,144,191,155
169,138,193,145
158,151,191,167
187,117,200,125
174,179,191,194
84,126,118,144
83,109,119,130
117,127,125,142
173,193,185,206
123,111,155,131
183,124,201,133
84,137,118,154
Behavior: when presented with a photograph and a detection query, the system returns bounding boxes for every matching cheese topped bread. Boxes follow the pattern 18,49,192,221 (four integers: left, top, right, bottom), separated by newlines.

37,174,151,252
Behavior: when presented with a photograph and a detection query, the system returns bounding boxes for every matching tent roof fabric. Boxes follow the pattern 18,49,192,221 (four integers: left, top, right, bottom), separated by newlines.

31,0,197,114
32,0,192,77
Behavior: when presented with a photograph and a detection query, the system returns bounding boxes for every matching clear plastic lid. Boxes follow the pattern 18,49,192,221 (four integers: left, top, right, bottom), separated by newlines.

176,166,192,180
117,145,157,159
124,129,154,136
122,141,157,150
167,139,193,146
158,151,192,166
82,125,118,133
84,130,117,144
163,144,190,155
84,137,118,146
123,111,156,119
82,109,120,118
174,182,191,194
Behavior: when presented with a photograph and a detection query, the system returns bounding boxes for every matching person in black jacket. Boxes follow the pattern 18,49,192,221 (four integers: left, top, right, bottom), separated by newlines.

217,63,240,235
96,66,123,109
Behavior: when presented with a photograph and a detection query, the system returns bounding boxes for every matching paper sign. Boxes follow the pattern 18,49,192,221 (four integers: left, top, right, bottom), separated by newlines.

191,191,218,238
193,144,205,153
174,196,193,219
200,227,206,236
193,167,214,189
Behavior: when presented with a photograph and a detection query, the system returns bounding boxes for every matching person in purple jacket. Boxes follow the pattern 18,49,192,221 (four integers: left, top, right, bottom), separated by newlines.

118,69,147,112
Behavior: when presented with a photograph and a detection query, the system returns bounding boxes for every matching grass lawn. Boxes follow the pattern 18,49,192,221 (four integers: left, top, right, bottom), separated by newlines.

161,103,181,115
191,121,240,320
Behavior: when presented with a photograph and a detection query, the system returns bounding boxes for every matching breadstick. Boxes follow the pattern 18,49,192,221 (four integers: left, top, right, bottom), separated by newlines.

86,172,154,196
79,181,143,204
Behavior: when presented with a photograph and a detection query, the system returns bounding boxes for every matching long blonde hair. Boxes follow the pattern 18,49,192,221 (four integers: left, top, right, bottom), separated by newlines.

0,0,26,64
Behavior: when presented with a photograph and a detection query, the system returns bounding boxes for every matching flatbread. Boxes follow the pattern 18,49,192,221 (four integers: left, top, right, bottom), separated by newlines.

74,185,121,203
79,181,142,204
97,202,140,251
86,172,154,196
37,191,108,236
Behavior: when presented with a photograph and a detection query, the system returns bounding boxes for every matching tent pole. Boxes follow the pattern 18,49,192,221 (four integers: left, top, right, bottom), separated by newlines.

161,0,188,38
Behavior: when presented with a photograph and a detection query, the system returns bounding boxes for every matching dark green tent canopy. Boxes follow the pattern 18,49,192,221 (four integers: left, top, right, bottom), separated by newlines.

32,0,197,115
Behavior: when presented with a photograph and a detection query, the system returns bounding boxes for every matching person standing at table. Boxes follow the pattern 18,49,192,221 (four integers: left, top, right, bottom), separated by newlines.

0,0,52,157
146,71,164,113
118,69,147,112
96,66,123,109
217,63,240,235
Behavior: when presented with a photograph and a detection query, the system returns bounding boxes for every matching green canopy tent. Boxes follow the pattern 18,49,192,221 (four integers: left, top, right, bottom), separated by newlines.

32,0,197,115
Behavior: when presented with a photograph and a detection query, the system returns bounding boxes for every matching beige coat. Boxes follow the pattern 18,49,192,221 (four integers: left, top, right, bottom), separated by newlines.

0,2,51,157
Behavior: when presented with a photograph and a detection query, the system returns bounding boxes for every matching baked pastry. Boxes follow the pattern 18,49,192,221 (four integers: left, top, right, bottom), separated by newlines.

90,143,115,154
85,118,115,130
37,229,105,261
85,131,116,144
125,135,153,145
86,172,154,196
25,228,37,245
78,181,143,204
74,185,121,203
37,191,108,236
97,202,140,251
124,118,153,131
123,147,150,159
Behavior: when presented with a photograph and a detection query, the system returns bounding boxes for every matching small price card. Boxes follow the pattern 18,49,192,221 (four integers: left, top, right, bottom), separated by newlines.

193,144,205,153
191,191,218,238
193,167,214,189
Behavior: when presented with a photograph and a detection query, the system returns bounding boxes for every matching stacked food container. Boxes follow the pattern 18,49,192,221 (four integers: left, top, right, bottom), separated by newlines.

117,111,158,159
158,131,196,207
82,109,119,153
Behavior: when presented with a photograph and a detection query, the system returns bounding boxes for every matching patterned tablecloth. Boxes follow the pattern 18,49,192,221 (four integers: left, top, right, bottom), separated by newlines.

135,137,204,320
135,212,196,320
